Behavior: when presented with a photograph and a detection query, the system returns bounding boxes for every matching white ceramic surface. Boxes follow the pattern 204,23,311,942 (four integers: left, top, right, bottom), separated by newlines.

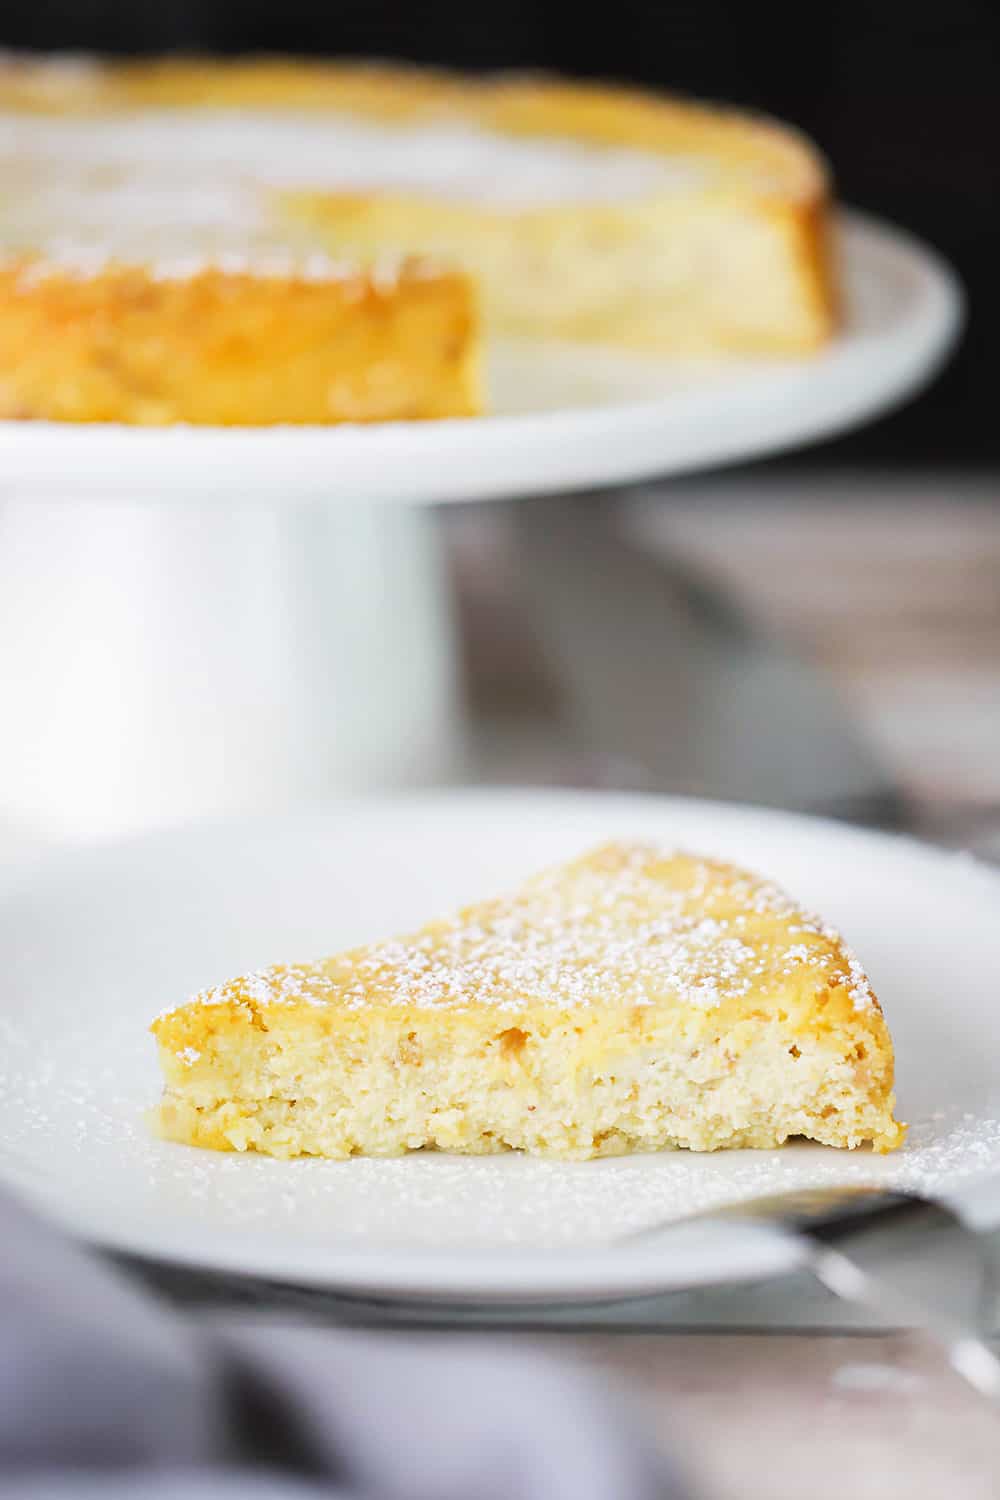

0,214,961,503
0,499,459,839
1,788,998,1303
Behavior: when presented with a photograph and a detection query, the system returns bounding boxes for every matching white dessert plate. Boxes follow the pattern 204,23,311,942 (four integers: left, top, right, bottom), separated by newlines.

1,788,998,1304
0,212,960,503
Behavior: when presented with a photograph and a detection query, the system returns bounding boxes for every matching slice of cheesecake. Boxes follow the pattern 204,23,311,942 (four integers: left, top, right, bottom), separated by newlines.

151,843,904,1159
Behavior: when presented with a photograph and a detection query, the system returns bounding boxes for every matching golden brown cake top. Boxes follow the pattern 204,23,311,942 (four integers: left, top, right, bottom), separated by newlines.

156,843,877,1024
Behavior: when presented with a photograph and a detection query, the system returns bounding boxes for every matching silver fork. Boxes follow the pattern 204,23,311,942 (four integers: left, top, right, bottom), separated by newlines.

630,1185,1000,1400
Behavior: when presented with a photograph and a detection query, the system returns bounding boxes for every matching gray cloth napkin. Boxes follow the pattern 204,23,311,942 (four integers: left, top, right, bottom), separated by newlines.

0,1190,691,1499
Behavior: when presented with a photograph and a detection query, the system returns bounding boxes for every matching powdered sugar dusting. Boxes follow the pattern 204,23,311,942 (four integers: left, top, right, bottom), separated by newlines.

0,72,716,283
2,241,434,291
159,843,877,1021
0,107,707,206
844,951,876,1014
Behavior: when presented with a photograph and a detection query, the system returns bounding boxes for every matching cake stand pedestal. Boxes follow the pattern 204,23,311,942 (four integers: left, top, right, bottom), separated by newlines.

0,214,961,840
0,496,458,839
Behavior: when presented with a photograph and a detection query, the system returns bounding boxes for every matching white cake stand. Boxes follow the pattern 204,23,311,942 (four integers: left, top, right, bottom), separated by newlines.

0,212,961,839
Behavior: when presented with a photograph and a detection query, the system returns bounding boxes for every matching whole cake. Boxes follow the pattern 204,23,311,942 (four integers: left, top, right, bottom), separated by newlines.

0,54,837,425
152,843,904,1159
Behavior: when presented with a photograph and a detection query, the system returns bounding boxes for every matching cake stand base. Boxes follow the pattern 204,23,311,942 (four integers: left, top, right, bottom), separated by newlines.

0,496,458,840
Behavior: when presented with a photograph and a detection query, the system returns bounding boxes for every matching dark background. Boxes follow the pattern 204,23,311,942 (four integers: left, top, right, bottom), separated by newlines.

5,0,998,467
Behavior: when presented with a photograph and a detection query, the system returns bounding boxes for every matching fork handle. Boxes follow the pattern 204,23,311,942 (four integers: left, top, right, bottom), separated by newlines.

729,1188,1000,1401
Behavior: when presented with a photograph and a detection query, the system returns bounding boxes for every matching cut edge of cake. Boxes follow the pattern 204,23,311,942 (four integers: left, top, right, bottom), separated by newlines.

0,250,480,425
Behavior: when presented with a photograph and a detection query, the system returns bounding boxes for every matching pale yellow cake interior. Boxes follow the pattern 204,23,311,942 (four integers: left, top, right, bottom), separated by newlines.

152,843,904,1160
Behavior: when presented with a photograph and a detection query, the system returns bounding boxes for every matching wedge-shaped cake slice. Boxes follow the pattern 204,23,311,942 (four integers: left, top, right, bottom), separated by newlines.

152,844,904,1159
